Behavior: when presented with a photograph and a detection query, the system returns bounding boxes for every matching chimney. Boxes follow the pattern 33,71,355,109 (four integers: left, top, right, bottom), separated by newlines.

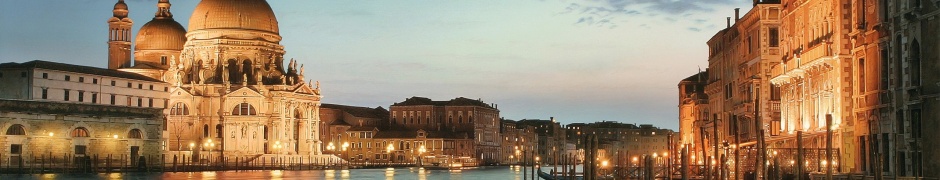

735,8,741,22
551,117,555,123
726,17,731,28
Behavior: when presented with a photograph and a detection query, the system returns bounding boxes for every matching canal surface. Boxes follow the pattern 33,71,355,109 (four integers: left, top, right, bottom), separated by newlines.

0,166,573,180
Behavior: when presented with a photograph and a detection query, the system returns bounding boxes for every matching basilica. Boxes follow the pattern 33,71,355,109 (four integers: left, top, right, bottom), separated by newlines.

111,0,323,158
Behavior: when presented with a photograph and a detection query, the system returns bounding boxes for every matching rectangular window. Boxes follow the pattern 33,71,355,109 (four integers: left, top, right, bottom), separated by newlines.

75,145,87,155
149,98,153,107
42,73,48,79
111,81,116,86
77,91,84,102
149,85,153,90
137,98,142,107
92,93,98,104
41,88,48,99
127,82,132,88
127,97,131,106
138,84,142,89
161,56,168,65
93,78,98,84
769,28,779,47
859,58,866,93
912,109,922,138
10,144,22,154
79,77,84,83
65,75,71,81
64,89,70,101
110,94,116,105
881,49,889,89
164,87,168,92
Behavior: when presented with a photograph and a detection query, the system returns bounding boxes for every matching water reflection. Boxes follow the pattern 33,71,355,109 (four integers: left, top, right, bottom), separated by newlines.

270,170,283,180
325,169,335,179
1,166,536,180
385,167,395,180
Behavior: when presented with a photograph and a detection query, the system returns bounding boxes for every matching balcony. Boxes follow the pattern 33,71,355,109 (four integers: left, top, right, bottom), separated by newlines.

769,42,836,85
770,100,780,112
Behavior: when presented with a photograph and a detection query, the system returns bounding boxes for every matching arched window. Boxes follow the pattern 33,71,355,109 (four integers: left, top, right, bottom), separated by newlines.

233,103,256,116
216,124,223,138
5,124,25,135
128,129,142,139
170,103,189,115
203,124,209,138
71,127,89,137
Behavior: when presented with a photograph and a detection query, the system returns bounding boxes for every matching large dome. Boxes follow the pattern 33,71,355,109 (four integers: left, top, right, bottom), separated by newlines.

135,19,186,51
188,0,279,34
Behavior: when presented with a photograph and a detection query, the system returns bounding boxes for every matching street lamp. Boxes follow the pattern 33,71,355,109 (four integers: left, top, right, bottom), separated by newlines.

386,144,394,165
204,139,215,165
342,142,350,165
273,141,282,167
417,145,426,167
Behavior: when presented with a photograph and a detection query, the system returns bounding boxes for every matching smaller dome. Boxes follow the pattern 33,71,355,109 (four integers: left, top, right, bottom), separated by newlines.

135,19,186,51
113,0,129,18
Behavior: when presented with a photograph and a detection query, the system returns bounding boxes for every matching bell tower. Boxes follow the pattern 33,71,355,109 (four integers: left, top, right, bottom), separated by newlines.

108,0,133,69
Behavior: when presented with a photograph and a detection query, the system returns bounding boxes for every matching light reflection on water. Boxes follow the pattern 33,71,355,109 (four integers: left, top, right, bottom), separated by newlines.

1,166,566,179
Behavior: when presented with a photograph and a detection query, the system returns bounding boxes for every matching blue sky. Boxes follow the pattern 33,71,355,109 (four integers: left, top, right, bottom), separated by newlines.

0,0,753,130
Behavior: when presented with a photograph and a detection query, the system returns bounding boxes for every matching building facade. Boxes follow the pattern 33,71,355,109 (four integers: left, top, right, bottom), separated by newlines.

0,99,164,167
388,97,500,165
98,0,327,161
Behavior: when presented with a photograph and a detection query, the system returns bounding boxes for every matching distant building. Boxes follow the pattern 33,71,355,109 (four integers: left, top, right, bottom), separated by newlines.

389,97,501,164
318,103,388,155
566,121,675,165
500,119,538,165
517,118,567,164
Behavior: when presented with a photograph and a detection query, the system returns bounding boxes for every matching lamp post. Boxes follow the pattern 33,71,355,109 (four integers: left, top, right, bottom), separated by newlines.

342,142,349,166
273,141,282,167
417,145,426,167
386,144,394,166
204,139,215,165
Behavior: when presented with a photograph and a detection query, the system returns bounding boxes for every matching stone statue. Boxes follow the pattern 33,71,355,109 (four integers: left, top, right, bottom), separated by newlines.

198,68,206,84
169,55,176,69
316,81,320,90
242,74,248,86
299,64,305,76
256,69,263,84
281,75,287,85
222,66,229,83
174,71,182,86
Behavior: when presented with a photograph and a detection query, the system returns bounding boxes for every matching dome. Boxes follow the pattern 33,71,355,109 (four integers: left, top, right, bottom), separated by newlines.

135,19,186,51
112,0,129,18
188,0,279,34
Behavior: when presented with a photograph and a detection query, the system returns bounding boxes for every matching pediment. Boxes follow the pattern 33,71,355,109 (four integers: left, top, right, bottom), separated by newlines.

169,87,194,97
292,84,318,95
227,87,264,98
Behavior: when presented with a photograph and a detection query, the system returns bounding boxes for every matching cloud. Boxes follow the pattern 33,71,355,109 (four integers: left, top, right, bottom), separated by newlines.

556,0,741,29
687,27,702,32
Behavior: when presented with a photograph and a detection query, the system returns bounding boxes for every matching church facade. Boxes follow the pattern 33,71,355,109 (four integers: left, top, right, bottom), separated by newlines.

108,0,324,159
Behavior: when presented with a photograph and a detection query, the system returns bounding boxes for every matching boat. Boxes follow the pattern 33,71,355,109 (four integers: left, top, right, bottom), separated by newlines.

538,168,584,180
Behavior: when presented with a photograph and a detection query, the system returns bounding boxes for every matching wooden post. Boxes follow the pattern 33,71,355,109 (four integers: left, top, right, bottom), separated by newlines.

796,131,804,180
826,114,833,180
682,146,690,180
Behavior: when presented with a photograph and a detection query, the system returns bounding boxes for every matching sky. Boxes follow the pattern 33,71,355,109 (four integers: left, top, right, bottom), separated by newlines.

0,0,754,130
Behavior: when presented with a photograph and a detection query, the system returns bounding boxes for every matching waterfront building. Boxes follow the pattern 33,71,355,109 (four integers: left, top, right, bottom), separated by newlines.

517,118,566,164
0,99,164,167
388,97,500,165
859,0,939,177
678,71,708,162
0,61,171,108
318,103,388,157
499,119,538,165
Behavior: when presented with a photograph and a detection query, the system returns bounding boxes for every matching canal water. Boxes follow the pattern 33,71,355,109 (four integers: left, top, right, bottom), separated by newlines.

0,166,576,180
